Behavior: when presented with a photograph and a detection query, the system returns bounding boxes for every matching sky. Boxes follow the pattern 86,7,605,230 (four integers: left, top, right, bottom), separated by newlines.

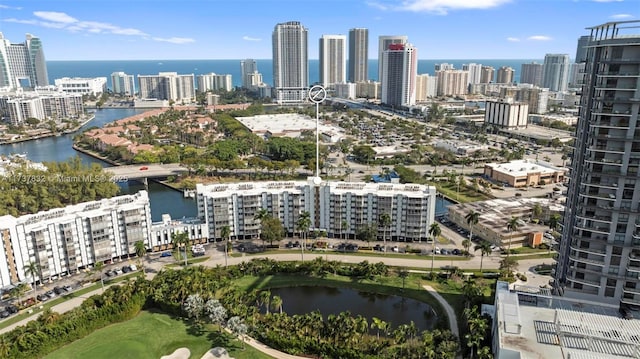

0,0,637,61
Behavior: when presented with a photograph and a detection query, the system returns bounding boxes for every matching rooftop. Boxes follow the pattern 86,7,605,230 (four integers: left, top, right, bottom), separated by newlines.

486,159,565,177
493,281,640,359
235,113,343,139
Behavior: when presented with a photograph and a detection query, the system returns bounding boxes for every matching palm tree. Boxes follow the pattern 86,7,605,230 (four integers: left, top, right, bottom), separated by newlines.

474,241,493,272
221,225,231,267
465,210,480,245
270,295,283,314
398,268,409,291
341,219,349,241
93,261,105,292
254,208,269,247
23,261,40,302
134,240,146,274
531,203,543,222
379,212,392,252
428,222,441,275
506,216,521,259
462,239,472,256
548,213,561,233
296,211,311,261
171,231,190,266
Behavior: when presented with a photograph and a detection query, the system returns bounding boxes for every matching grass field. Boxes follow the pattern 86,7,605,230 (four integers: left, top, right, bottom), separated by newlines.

45,311,271,359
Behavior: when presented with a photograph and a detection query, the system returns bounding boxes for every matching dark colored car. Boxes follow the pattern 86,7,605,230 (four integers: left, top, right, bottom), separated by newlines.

6,305,18,314
53,286,64,295
0,311,9,318
160,251,172,257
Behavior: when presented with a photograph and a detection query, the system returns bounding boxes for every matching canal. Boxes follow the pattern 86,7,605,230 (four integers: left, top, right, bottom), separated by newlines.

0,108,197,221
0,108,453,222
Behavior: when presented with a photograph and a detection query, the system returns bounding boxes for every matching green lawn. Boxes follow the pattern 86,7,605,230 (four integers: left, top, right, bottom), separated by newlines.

45,311,271,359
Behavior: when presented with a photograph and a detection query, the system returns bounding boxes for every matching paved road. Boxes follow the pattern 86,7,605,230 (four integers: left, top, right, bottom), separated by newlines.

423,285,459,337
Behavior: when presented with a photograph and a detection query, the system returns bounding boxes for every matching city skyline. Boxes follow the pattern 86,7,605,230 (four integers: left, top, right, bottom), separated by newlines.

0,0,636,61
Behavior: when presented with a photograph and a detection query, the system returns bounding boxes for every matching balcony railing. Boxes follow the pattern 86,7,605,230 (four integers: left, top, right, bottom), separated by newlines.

569,253,606,266
567,276,601,287
569,244,607,255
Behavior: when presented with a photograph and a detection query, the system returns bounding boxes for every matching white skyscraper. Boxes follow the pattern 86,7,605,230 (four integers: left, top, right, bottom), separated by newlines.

196,73,233,92
378,35,408,82
272,21,308,103
138,72,195,102
0,33,49,89
462,63,482,85
240,59,258,89
381,43,417,107
348,28,368,83
415,74,437,101
111,72,136,95
319,35,347,88
542,53,570,92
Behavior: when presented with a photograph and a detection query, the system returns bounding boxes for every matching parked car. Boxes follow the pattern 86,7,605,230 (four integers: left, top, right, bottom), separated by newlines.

122,266,131,273
160,251,172,258
37,294,49,302
0,310,9,318
53,286,64,295
114,269,123,275
129,264,137,271
62,285,73,293
6,305,18,314
373,244,384,252
452,249,461,255
45,290,56,299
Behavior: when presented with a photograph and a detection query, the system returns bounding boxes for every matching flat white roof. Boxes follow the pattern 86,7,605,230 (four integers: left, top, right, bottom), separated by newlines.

486,159,565,177
236,114,343,138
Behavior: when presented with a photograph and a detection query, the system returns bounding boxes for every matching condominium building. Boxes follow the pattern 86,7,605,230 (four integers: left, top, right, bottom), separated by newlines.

54,77,107,96
520,62,543,87
568,63,586,88
0,191,152,288
436,70,468,97
575,35,591,63
272,21,308,103
542,54,570,92
355,80,380,99
484,100,529,129
497,66,515,84
111,72,136,96
240,59,258,88
415,74,437,101
348,28,368,83
378,35,408,81
138,72,195,103
480,66,495,83
499,84,549,114
196,73,233,92
0,90,84,125
435,63,454,71
335,82,356,99
556,21,640,307
196,179,437,242
0,33,49,90
319,35,347,88
463,63,483,85
381,43,418,107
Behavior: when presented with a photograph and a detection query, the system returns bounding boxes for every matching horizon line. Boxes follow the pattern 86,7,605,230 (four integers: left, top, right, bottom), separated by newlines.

47,57,547,62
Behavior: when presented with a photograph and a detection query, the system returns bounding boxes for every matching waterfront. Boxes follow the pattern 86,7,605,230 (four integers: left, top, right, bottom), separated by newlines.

0,108,197,221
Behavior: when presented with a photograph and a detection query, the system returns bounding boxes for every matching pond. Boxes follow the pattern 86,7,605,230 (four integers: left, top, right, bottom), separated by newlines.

268,286,438,331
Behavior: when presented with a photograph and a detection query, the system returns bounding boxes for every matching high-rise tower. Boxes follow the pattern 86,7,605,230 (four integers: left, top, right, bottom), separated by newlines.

378,35,408,82
556,21,640,307
576,35,591,63
348,28,368,83
521,62,544,86
0,33,49,89
381,43,417,107
319,35,346,88
241,59,258,89
272,21,308,103
497,66,515,84
542,53,570,92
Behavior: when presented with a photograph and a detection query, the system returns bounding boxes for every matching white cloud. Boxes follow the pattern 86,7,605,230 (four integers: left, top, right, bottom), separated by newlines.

507,37,520,42
3,11,194,44
395,0,511,14
0,4,22,10
610,13,633,19
242,36,261,42
152,37,195,44
366,1,389,10
528,35,552,41
592,0,623,2
33,11,78,24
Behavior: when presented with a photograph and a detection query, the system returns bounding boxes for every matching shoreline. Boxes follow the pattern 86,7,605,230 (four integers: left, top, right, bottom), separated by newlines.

0,114,96,145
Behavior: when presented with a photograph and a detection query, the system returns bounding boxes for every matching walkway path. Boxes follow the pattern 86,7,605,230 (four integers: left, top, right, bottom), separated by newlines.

423,285,459,337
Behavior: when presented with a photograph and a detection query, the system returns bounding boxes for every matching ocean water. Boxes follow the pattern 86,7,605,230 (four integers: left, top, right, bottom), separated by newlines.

47,59,540,89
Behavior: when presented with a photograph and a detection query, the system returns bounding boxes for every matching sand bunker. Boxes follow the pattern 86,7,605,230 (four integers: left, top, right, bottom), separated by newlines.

161,347,191,359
